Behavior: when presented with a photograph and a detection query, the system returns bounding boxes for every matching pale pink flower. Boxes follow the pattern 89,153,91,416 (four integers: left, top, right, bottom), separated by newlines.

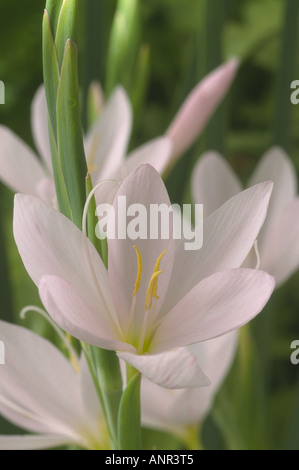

192,148,299,286
0,321,108,450
14,164,274,389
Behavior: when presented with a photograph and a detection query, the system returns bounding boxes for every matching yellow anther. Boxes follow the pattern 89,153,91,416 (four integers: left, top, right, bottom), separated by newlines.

145,270,163,311
144,249,167,311
152,249,166,298
132,245,143,296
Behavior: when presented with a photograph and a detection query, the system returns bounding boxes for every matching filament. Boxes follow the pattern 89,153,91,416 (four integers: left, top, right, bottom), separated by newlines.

254,240,261,270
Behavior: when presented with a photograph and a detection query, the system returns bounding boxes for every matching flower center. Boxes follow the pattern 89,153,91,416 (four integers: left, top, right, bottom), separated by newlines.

129,246,166,353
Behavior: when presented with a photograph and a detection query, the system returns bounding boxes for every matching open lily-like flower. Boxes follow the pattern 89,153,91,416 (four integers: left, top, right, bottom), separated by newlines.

0,320,108,450
141,331,238,440
14,164,274,389
192,148,299,287
0,58,238,204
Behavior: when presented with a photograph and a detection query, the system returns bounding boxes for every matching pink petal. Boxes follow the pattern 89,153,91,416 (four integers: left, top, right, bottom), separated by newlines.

13,194,112,315
163,181,273,312
0,320,84,439
0,126,46,195
249,147,297,213
39,275,134,352
249,147,298,260
85,86,132,182
119,348,210,389
153,269,274,352
192,151,242,216
261,198,299,286
167,58,239,160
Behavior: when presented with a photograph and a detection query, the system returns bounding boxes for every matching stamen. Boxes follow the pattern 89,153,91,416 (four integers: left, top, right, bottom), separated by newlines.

132,245,143,296
144,249,167,311
20,306,80,373
152,249,166,299
82,179,123,338
145,270,163,311
254,240,261,270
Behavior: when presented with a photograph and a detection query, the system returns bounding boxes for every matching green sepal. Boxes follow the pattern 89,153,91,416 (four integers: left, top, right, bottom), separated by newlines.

118,371,142,450
45,0,64,35
55,0,79,70
57,39,87,228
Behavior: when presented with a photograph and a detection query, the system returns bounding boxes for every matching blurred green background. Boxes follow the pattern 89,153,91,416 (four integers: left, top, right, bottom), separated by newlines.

0,0,299,450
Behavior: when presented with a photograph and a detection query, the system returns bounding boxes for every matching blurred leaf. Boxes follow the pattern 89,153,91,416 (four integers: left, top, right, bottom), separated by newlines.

224,0,283,60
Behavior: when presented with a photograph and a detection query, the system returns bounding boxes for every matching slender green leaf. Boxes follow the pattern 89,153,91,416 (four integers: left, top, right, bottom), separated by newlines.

45,0,64,35
55,0,79,70
106,0,140,95
57,39,87,228
118,372,141,450
42,9,59,139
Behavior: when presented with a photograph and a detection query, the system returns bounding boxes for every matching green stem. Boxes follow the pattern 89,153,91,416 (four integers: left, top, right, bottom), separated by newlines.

199,0,228,154
91,347,123,450
272,0,299,150
118,368,142,450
